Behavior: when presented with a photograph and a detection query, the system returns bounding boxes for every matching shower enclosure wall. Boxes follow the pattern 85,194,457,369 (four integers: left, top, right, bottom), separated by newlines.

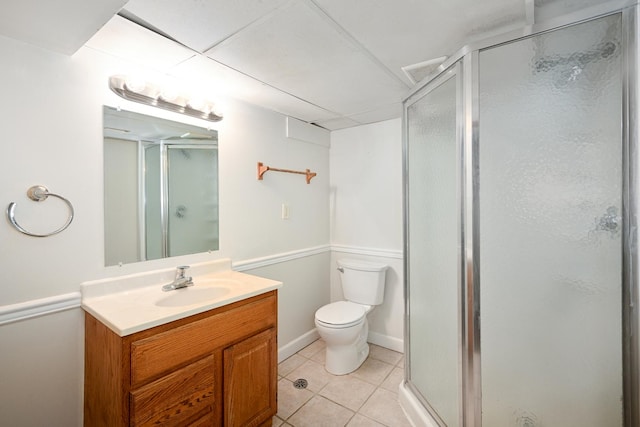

402,3,638,427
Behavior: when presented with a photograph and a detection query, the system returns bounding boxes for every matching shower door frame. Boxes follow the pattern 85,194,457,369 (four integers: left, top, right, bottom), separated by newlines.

403,62,466,427
402,2,639,426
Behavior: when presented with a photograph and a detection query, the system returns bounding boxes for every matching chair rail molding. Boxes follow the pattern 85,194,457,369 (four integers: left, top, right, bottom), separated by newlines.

0,292,82,326
331,244,403,259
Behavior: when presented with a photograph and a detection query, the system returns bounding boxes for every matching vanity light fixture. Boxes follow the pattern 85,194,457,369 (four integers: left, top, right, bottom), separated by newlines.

108,75,223,122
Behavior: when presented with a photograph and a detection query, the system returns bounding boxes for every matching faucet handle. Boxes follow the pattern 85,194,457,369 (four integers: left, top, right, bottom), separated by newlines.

176,265,190,279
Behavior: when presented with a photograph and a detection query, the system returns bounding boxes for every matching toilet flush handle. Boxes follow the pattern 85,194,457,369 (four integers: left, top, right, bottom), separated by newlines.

337,267,344,273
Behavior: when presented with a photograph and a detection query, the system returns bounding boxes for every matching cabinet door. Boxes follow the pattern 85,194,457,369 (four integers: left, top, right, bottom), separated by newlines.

223,328,277,427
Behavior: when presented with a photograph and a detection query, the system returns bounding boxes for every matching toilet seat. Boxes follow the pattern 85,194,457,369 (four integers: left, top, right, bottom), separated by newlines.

315,301,366,329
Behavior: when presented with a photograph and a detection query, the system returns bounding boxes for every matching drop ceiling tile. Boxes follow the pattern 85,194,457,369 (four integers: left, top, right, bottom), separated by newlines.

122,0,290,52
85,15,195,71
534,0,611,23
169,55,340,124
0,0,126,55
314,117,361,131
204,0,408,117
346,103,402,125
313,0,526,84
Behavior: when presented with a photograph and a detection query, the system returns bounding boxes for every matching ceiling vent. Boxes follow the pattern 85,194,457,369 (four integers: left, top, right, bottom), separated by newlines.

401,56,448,85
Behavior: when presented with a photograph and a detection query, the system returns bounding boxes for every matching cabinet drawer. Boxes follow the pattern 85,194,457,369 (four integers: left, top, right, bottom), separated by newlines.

130,355,215,426
131,293,276,385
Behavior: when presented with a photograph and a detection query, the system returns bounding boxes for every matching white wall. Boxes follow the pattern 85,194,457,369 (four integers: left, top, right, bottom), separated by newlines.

329,118,404,351
330,119,403,250
0,33,330,425
104,137,139,265
0,309,85,427
243,252,331,360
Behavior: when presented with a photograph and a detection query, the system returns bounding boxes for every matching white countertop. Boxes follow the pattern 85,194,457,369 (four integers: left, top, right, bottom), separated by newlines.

81,259,282,336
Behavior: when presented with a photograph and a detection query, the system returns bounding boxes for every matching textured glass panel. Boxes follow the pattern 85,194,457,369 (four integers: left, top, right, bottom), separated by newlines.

479,13,623,427
167,146,219,257
407,72,459,427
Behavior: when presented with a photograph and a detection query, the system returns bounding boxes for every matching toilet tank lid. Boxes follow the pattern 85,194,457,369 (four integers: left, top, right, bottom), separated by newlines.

337,258,388,272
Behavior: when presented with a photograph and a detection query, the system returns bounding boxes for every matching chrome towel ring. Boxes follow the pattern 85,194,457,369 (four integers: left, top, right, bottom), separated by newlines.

7,185,74,237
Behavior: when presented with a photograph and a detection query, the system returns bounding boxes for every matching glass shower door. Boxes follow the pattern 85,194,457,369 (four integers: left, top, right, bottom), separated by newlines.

478,13,623,426
166,145,219,257
405,65,461,427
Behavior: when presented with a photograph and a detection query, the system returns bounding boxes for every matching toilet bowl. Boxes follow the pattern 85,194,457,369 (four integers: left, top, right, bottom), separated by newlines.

315,301,371,375
314,259,388,375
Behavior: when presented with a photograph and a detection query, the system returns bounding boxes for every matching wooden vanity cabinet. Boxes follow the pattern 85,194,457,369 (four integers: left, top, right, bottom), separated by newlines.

84,291,278,427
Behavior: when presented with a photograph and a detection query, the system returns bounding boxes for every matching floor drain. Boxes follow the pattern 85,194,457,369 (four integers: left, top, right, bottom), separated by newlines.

293,378,308,389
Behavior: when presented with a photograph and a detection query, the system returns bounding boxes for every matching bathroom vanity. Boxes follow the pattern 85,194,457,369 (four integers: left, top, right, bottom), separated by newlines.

81,260,281,426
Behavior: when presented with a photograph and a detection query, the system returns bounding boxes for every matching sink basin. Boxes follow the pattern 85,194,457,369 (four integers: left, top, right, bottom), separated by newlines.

156,286,231,307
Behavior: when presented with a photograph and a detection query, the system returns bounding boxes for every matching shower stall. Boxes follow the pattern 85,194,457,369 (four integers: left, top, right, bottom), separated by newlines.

401,3,638,427
142,142,219,260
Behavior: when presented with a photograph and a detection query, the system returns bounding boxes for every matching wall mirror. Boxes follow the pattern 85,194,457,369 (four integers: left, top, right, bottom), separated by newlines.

103,106,219,266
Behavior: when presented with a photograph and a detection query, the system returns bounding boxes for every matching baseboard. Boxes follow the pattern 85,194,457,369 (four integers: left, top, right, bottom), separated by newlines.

278,328,320,363
368,331,404,353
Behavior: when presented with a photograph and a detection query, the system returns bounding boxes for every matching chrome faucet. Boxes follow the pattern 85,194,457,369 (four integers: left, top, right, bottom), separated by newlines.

162,266,194,291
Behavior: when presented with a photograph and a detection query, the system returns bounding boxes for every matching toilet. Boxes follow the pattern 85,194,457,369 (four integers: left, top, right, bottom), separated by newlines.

315,259,388,375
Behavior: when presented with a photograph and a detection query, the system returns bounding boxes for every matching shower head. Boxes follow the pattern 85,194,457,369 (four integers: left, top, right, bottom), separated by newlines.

533,40,618,73
179,148,191,160
532,39,618,88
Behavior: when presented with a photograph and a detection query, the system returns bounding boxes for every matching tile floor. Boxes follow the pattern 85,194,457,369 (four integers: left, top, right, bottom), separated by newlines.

274,339,411,427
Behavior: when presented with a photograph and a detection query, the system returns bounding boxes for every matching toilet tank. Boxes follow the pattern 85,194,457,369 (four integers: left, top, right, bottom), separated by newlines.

337,259,388,305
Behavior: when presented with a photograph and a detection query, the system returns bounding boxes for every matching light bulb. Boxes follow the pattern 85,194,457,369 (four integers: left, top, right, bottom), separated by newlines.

160,86,180,102
124,76,147,93
187,98,207,112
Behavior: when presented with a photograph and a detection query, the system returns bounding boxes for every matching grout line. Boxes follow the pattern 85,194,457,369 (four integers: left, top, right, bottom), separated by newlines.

277,340,405,426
